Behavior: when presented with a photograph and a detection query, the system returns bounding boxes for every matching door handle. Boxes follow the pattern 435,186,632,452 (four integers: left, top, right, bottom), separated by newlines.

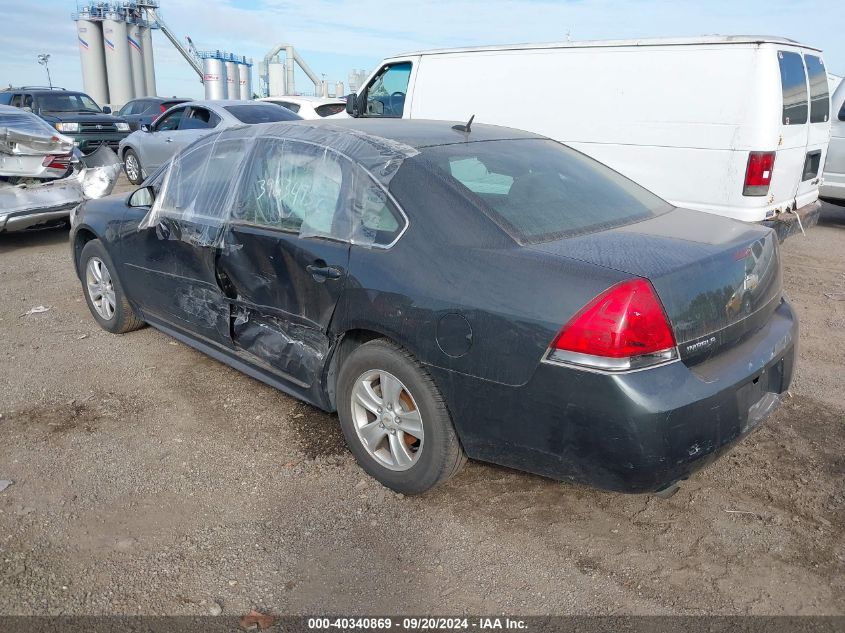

306,263,343,281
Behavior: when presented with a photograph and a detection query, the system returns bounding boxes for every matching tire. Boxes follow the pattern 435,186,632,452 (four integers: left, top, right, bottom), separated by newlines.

79,239,145,334
123,149,143,185
337,339,466,495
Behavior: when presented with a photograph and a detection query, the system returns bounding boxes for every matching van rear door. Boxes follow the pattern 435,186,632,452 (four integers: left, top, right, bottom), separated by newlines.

795,54,830,206
770,50,810,212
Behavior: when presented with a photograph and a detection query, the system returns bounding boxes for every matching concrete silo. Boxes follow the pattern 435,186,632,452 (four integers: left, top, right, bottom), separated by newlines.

224,59,238,99
127,23,147,97
202,57,227,100
335,81,344,98
76,17,109,105
139,25,156,96
238,63,252,100
102,14,134,106
268,61,285,97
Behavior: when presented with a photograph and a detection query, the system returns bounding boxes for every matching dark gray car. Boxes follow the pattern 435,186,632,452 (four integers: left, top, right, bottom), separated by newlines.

71,119,796,495
116,97,192,132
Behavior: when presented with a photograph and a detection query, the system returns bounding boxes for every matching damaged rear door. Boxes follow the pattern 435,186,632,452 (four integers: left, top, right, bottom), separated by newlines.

216,137,352,389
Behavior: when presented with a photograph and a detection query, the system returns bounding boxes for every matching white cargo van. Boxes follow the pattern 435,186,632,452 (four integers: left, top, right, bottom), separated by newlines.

345,36,831,225
820,79,845,202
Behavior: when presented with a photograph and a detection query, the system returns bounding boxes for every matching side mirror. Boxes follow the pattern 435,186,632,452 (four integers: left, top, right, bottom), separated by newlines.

102,106,112,114
140,123,150,133
345,93,359,117
128,185,155,208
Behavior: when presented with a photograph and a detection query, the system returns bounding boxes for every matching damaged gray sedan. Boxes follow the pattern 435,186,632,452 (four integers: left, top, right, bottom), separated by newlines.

0,105,121,233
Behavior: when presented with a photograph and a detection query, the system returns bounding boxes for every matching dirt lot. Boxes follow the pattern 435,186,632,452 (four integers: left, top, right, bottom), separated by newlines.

0,187,842,616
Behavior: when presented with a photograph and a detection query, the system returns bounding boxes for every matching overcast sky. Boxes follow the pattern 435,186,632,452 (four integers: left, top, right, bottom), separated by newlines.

1,0,841,103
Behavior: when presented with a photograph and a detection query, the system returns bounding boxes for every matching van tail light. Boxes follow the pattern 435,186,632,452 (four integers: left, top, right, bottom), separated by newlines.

42,154,72,170
743,151,775,196
547,279,677,372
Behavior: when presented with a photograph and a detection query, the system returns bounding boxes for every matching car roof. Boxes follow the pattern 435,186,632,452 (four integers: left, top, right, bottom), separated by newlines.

395,35,822,57
302,118,545,149
261,96,345,105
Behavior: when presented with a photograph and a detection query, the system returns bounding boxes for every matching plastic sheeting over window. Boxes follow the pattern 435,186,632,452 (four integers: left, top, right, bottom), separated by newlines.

139,122,416,249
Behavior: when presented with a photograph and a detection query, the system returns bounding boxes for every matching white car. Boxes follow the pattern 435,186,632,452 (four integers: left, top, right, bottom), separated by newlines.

259,96,346,119
820,80,845,203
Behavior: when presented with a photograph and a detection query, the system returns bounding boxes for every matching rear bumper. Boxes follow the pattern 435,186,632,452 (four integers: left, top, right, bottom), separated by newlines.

431,299,797,493
762,201,821,242
0,204,73,232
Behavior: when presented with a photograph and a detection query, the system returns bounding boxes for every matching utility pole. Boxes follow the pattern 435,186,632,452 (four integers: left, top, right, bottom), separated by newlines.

37,54,52,88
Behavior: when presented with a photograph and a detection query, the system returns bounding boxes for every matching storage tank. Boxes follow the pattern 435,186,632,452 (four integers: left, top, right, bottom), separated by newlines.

102,16,134,106
268,61,285,96
238,63,251,100
76,18,109,106
335,81,344,98
224,60,238,99
139,25,156,96
127,24,146,98
202,57,227,100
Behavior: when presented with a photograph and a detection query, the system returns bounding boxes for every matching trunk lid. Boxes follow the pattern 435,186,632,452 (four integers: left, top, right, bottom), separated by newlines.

529,209,782,363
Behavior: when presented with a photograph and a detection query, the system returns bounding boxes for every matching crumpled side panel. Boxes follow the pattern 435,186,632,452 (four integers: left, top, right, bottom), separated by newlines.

0,110,74,156
232,308,330,388
0,146,121,216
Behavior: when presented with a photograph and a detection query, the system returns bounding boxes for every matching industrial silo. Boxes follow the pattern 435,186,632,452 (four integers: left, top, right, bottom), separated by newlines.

76,17,109,106
268,61,285,96
202,57,227,100
127,24,147,97
224,59,238,99
102,14,134,106
139,25,156,96
238,63,251,100
335,81,344,98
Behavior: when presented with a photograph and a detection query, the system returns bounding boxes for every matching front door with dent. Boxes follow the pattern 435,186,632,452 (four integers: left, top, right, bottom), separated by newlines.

119,135,248,347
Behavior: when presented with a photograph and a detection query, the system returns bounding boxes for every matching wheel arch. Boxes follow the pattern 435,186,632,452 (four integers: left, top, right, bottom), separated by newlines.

71,226,100,279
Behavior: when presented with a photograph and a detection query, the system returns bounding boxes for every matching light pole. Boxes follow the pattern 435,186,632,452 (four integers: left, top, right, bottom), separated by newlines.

37,54,52,89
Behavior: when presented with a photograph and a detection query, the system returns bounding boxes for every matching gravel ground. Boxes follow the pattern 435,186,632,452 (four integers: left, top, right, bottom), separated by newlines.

0,188,842,616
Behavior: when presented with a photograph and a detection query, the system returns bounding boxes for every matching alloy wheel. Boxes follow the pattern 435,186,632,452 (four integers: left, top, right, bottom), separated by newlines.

351,370,424,471
85,257,116,321
124,153,140,182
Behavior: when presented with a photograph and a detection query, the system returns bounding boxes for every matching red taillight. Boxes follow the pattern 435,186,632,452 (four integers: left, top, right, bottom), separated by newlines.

743,151,775,196
42,154,72,170
549,279,677,371
160,104,167,112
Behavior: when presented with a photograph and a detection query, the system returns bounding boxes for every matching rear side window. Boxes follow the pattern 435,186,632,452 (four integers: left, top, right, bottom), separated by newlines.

805,55,830,123
423,139,671,243
778,51,808,125
315,103,345,117
224,104,301,123
268,101,300,113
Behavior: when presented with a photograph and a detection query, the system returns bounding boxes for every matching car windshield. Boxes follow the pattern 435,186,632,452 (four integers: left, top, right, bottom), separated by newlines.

224,104,302,124
35,93,101,113
422,139,672,243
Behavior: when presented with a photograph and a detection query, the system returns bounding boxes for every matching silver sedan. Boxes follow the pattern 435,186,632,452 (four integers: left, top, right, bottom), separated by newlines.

117,100,302,184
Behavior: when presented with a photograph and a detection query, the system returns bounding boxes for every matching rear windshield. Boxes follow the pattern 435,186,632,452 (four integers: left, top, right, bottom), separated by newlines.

224,104,302,124
422,139,671,243
805,55,830,123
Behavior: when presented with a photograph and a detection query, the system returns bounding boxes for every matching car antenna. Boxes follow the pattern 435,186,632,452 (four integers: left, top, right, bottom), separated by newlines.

452,114,475,134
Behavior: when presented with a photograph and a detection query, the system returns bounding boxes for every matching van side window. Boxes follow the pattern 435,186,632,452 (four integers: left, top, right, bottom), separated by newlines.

363,62,412,118
804,55,829,124
778,51,808,125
